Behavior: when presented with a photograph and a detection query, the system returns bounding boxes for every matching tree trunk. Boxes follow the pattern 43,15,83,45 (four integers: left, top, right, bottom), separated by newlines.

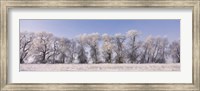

42,52,46,63
20,58,24,64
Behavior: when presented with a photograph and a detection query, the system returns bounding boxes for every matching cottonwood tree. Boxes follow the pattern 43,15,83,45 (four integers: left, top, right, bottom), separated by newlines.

113,33,126,63
76,34,88,63
140,36,155,63
50,37,60,64
20,31,35,63
148,36,160,63
57,37,71,63
85,33,101,63
66,39,77,63
169,40,180,63
126,30,140,63
102,33,113,63
140,36,169,63
32,31,53,63
69,39,77,63
155,37,169,63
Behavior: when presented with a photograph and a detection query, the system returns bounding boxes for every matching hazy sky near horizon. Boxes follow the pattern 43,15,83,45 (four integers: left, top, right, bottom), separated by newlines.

20,19,180,41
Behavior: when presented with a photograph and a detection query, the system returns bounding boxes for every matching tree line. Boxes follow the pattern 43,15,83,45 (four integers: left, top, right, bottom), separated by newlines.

20,30,180,64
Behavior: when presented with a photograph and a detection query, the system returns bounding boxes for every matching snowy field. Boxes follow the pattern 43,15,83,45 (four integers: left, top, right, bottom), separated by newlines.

20,64,180,72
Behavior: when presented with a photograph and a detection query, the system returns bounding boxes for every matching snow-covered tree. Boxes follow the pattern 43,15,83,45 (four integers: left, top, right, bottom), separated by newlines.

169,40,180,63
31,31,53,63
85,33,101,63
56,37,71,63
140,35,154,63
50,37,60,64
76,34,88,63
113,33,126,63
20,31,35,63
140,36,169,63
66,39,77,63
126,30,140,63
155,37,169,63
102,33,113,63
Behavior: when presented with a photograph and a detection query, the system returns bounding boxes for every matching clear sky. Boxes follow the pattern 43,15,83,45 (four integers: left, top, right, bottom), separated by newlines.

20,19,180,41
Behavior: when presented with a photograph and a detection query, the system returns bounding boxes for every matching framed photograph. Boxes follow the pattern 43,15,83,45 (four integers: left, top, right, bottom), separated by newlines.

1,0,199,91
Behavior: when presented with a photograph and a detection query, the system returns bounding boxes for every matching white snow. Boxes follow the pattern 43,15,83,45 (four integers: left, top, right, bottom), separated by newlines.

20,63,180,72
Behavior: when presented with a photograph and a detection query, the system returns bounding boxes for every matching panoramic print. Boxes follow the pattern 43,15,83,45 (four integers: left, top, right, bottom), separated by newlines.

19,20,180,71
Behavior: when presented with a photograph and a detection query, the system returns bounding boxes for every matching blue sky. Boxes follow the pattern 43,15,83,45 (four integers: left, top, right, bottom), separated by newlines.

20,19,180,41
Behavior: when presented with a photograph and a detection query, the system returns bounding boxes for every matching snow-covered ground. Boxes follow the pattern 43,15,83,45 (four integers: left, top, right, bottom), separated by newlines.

20,63,180,72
